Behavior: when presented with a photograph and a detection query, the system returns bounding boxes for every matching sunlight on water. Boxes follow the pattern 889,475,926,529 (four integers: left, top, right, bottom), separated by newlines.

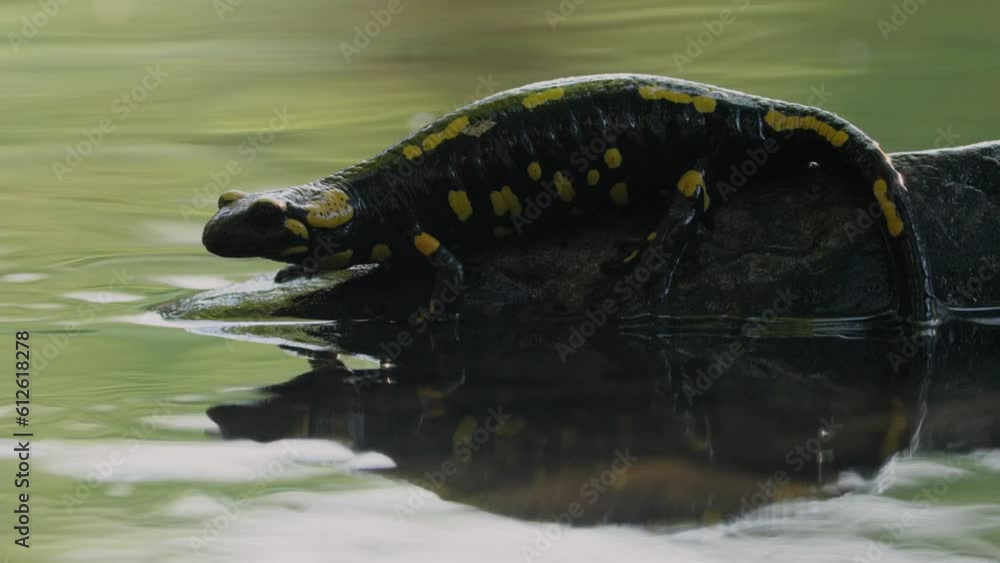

22,448,1000,563
1,0,999,561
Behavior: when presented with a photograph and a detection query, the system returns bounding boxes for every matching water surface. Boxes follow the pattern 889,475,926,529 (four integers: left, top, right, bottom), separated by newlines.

2,0,1000,561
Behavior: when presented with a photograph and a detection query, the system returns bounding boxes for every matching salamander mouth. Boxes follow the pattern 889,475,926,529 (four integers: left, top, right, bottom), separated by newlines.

202,210,303,260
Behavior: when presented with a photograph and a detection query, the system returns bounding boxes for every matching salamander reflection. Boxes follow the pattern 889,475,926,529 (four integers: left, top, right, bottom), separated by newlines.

207,320,1000,526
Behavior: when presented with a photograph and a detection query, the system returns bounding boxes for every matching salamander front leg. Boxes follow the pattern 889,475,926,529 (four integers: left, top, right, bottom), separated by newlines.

274,264,309,284
411,231,466,321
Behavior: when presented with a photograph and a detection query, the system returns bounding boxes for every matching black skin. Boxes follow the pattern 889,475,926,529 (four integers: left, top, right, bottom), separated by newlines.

202,73,937,323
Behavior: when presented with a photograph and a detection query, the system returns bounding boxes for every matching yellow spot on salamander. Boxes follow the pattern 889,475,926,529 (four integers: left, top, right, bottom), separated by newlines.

765,109,850,148
402,145,423,160
370,243,392,263
253,197,287,212
501,186,522,216
873,179,905,237
489,191,508,216
692,96,717,113
522,87,565,109
413,232,441,256
320,249,353,270
306,188,354,229
604,148,622,169
218,190,247,207
638,85,717,113
279,246,308,257
493,227,514,238
553,171,575,202
448,190,473,222
283,219,309,240
677,170,705,197
623,249,639,263
646,232,657,241
678,170,711,210
610,182,629,207
452,416,478,446
586,169,600,186
677,170,705,198
422,116,470,152
527,162,542,181
831,131,850,147
639,86,691,103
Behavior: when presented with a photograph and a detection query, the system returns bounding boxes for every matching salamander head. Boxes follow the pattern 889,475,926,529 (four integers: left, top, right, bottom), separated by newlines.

202,182,364,269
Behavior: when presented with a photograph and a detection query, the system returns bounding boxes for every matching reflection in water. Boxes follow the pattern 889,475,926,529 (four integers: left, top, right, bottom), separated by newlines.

206,319,1000,528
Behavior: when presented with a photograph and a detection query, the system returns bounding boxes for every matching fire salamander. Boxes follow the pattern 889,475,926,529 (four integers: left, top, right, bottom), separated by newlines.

202,74,936,322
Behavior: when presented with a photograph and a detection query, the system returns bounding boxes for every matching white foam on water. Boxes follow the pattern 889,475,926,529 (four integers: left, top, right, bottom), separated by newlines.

149,275,233,290
1,272,47,283
0,438,388,483
140,414,219,432
64,291,145,304
972,450,1000,471
167,394,209,404
51,452,1000,563
142,222,204,246
66,422,106,432
26,302,66,309
106,483,134,498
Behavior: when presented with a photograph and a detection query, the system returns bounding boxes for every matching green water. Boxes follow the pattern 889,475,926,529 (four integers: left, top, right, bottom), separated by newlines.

2,0,1000,561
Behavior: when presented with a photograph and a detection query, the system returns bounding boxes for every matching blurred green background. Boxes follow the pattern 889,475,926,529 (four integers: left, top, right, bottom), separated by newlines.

3,0,999,282
1,0,999,560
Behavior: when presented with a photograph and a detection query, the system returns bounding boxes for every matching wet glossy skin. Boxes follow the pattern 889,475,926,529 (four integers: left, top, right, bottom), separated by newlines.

201,74,937,322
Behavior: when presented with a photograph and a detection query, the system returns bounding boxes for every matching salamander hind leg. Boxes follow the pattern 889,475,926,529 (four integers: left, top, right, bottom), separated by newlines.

411,230,466,321
624,166,709,308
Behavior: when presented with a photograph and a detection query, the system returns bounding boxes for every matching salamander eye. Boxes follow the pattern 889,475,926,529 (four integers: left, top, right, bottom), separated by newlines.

218,190,248,209
247,197,287,226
